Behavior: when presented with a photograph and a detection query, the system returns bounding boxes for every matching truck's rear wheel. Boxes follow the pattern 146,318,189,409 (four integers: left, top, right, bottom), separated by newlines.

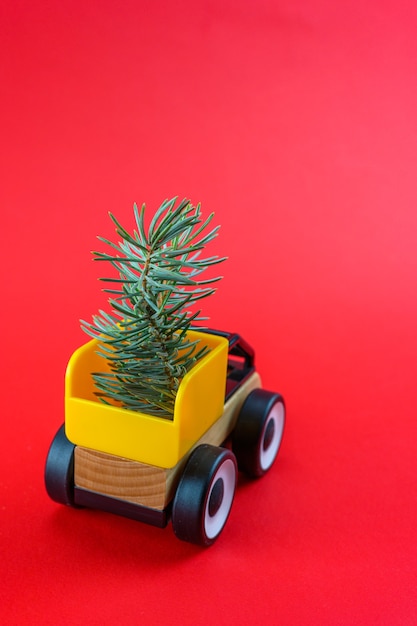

232,389,285,477
45,424,77,506
172,444,237,546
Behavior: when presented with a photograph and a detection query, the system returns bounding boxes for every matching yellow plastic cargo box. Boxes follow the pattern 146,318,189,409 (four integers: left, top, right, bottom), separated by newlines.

65,330,228,468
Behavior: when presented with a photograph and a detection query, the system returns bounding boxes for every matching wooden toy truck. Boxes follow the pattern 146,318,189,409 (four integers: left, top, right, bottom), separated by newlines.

45,329,285,546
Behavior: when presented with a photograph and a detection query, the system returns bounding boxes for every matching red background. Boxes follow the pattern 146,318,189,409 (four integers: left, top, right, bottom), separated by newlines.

1,1,417,624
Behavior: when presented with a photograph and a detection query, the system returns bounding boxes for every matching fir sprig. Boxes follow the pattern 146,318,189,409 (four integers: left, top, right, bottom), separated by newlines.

81,198,226,418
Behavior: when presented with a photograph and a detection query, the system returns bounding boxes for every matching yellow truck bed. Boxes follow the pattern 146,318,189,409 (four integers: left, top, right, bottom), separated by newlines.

65,330,229,468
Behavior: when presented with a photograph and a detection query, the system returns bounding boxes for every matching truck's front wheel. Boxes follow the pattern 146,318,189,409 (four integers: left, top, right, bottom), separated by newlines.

232,389,285,477
172,445,237,546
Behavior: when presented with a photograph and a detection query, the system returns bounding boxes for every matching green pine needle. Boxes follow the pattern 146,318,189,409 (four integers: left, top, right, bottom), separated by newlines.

80,198,226,419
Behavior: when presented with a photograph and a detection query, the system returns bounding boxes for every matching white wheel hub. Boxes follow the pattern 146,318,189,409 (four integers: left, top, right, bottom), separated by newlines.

259,401,285,471
204,458,236,539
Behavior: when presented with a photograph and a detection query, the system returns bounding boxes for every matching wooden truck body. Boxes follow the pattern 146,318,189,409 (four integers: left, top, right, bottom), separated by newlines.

45,329,285,545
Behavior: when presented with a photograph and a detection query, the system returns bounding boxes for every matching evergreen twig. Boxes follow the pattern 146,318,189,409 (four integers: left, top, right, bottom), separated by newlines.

81,198,226,418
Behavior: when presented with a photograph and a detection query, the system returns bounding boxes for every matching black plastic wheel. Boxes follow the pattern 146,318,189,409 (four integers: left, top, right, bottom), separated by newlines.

172,444,237,546
44,424,77,506
232,389,285,478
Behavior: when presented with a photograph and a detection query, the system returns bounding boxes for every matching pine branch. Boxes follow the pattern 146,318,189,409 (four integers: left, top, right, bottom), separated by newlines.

80,198,226,418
